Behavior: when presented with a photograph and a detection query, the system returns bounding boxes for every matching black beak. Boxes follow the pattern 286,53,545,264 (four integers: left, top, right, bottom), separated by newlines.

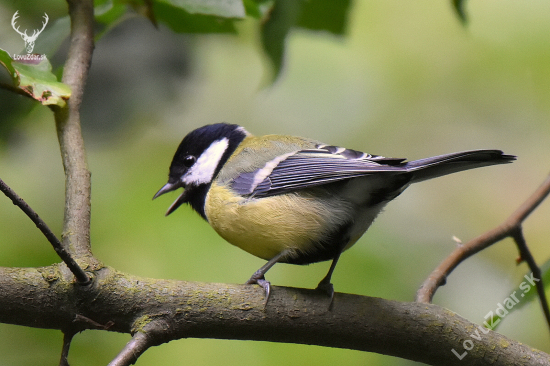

153,182,188,216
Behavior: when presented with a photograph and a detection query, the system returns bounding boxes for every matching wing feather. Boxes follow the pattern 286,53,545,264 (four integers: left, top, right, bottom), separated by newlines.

231,147,406,197
228,147,514,198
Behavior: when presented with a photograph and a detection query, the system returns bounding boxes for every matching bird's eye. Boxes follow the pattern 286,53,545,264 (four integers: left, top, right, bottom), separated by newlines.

183,155,196,168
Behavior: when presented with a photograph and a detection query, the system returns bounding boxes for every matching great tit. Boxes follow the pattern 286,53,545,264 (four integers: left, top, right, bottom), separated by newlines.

154,123,515,302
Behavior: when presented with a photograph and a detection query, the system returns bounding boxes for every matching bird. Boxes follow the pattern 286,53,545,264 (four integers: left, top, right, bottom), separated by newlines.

153,122,515,304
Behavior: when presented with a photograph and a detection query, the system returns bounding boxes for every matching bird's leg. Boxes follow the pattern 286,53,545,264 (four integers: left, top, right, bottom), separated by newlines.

246,250,288,307
316,245,346,310
316,254,340,299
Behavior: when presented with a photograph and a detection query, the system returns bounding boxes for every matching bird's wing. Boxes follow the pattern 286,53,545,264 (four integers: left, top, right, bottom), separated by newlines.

230,145,407,197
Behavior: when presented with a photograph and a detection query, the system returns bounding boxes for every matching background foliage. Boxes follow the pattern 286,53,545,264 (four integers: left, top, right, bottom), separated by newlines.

1,0,550,365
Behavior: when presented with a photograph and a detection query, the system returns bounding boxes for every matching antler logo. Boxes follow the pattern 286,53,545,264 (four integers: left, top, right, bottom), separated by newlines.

11,10,49,54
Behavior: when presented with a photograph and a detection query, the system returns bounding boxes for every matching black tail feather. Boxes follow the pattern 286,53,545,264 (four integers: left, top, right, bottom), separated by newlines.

406,150,516,184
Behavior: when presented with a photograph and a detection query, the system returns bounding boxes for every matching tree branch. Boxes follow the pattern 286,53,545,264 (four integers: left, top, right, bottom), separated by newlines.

510,227,550,329
108,332,154,366
3,0,548,364
416,173,550,323
51,0,95,261
0,178,90,284
0,82,36,98
59,331,74,366
0,265,547,366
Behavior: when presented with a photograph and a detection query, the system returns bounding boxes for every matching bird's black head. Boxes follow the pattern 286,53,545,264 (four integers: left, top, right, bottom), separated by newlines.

153,123,249,218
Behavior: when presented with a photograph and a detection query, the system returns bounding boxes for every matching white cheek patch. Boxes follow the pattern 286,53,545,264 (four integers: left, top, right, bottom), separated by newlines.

183,138,229,185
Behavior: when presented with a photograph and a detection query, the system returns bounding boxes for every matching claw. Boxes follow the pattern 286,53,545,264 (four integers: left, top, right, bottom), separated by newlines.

246,275,271,308
256,279,271,308
244,250,288,309
316,278,335,310
316,249,344,311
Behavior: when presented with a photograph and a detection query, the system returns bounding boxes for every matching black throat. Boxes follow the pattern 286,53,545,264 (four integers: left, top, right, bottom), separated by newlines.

184,184,211,220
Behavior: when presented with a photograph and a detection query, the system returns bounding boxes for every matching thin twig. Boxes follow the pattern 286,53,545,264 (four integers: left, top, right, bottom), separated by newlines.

0,178,90,284
416,173,550,313
74,314,114,330
108,332,152,366
59,331,74,366
511,227,550,330
0,82,34,99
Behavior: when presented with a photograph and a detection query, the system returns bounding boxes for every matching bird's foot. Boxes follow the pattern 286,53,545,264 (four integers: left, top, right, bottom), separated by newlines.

316,279,335,311
245,274,271,308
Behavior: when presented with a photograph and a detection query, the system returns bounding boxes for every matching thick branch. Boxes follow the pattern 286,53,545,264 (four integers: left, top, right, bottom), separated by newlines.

0,265,547,366
52,0,95,260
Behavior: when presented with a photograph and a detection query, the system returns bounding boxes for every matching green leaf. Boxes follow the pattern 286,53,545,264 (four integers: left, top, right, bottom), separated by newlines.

95,0,128,25
153,1,238,33
156,0,246,18
0,49,18,84
261,0,302,79
93,0,245,33
297,0,351,35
452,0,468,24
94,0,130,41
483,260,550,331
243,0,274,19
261,0,351,81
0,49,71,107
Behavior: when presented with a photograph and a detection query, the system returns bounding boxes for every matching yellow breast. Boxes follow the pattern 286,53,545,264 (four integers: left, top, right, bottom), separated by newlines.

204,182,353,261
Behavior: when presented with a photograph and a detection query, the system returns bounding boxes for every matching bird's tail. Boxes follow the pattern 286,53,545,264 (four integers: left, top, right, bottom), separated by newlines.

406,150,516,184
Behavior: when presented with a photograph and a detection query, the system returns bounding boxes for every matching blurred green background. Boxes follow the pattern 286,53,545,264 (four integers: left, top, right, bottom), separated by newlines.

1,0,550,365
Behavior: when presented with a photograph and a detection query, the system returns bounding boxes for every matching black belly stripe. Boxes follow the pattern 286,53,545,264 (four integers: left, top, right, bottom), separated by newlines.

281,221,353,265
